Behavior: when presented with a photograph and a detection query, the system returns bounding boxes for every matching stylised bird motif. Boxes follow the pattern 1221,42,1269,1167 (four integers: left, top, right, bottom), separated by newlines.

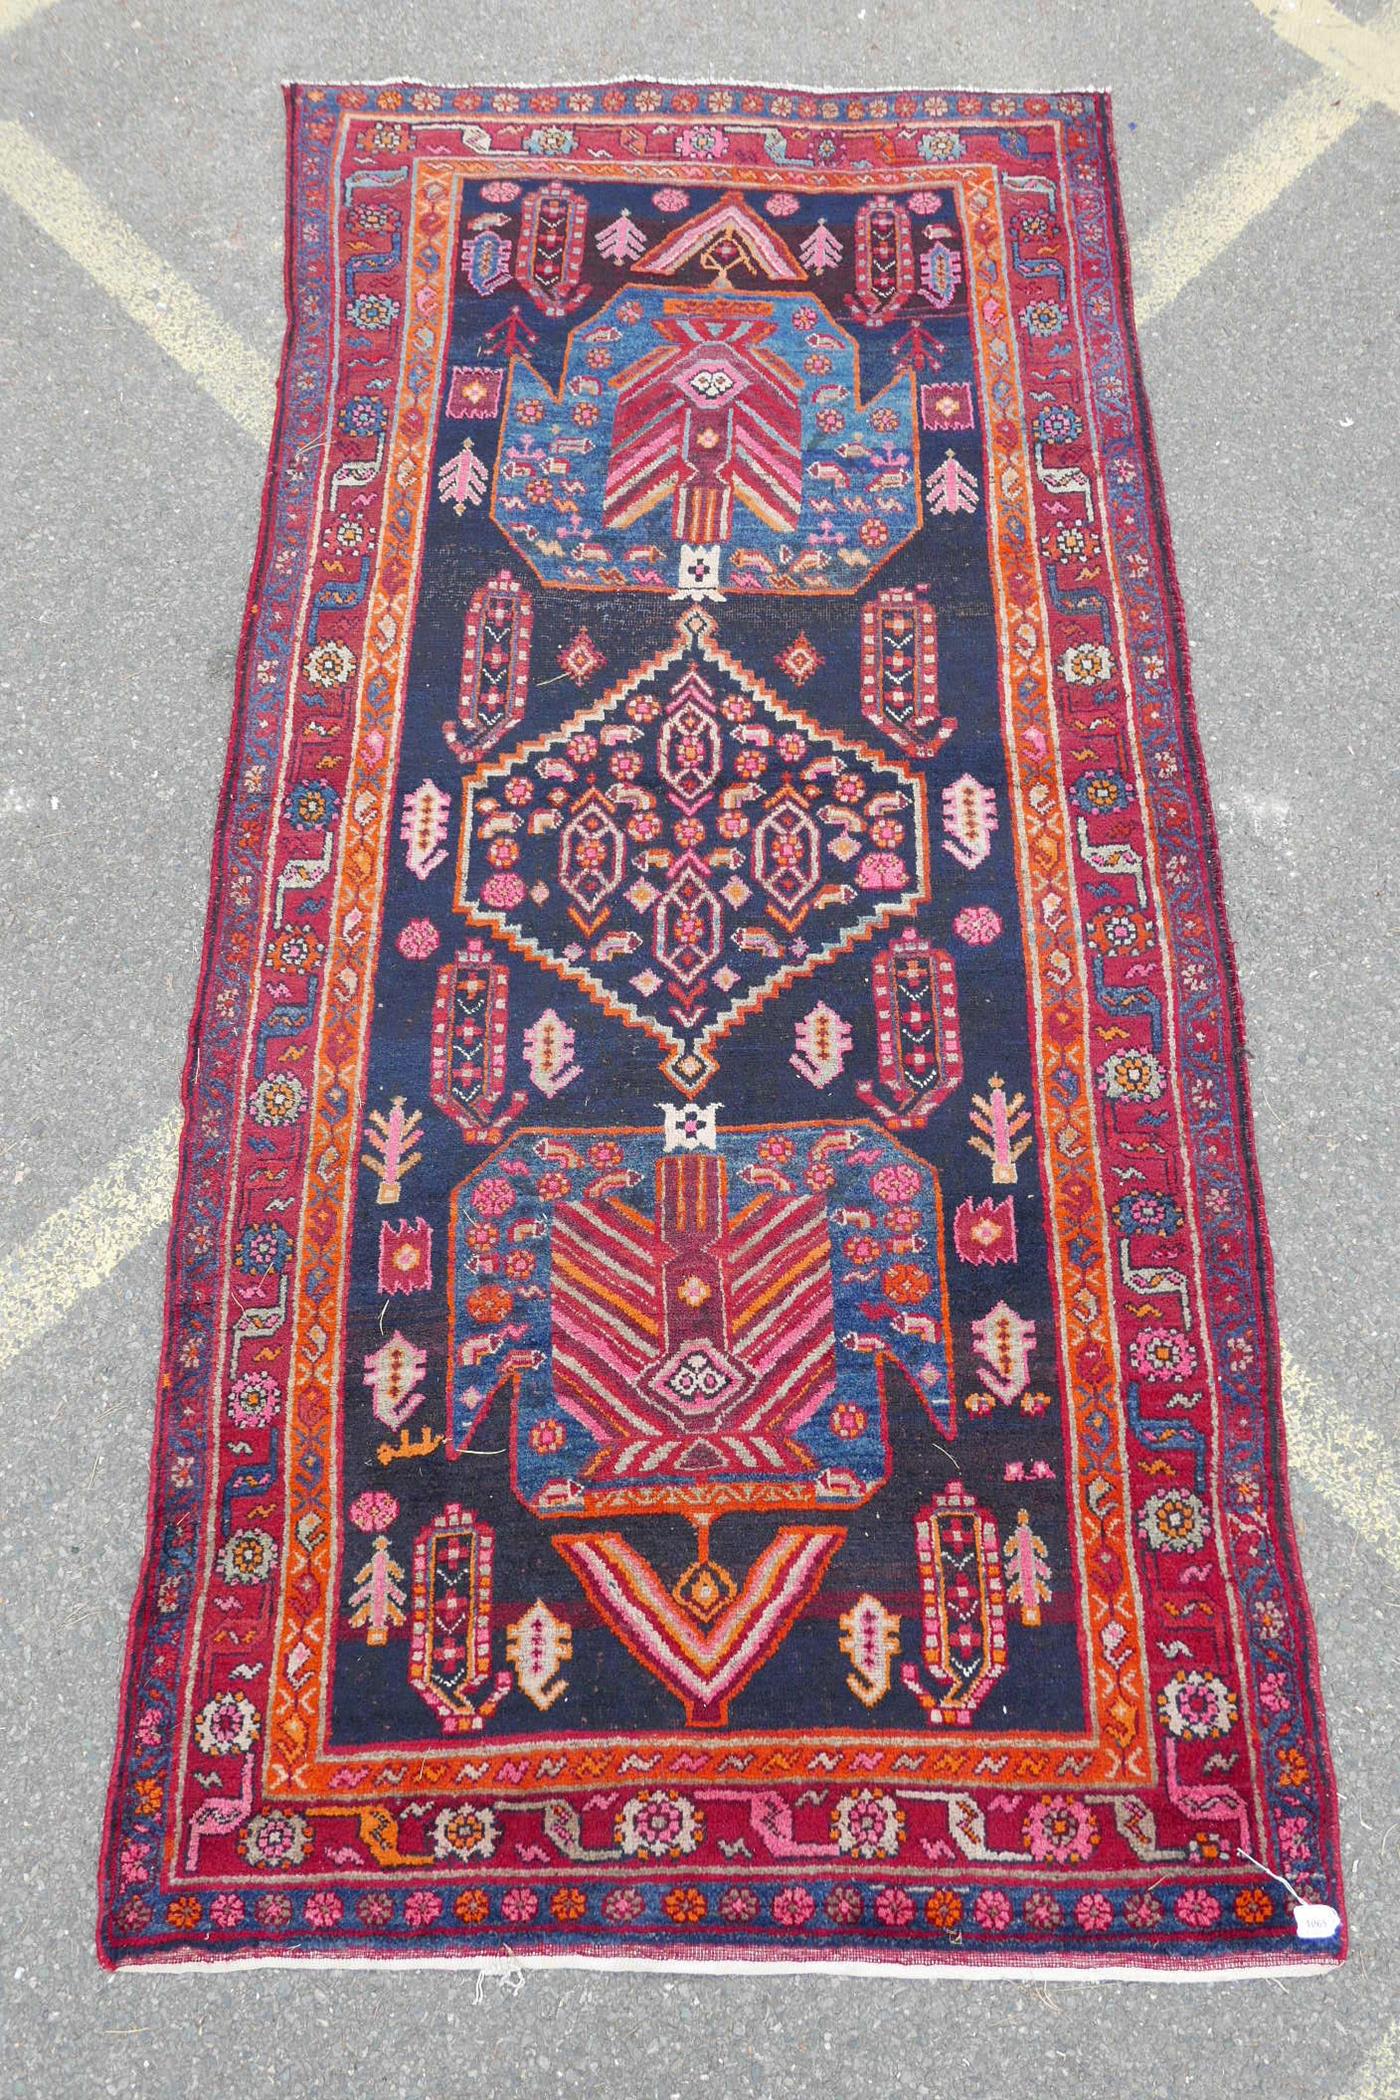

184,1751,254,1870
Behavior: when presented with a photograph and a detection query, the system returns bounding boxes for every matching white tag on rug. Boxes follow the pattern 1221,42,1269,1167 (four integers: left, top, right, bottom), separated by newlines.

1293,1902,1342,1940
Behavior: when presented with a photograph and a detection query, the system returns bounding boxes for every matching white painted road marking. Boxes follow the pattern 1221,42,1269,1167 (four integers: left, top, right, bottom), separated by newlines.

1252,0,1400,115
1131,71,1366,323
0,0,60,33
1280,1349,1400,1577
0,1112,183,1373
0,122,277,442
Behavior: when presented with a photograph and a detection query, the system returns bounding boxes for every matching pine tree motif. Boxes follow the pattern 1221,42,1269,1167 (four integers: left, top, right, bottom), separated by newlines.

968,1075,1033,1187
348,1535,407,1646
892,316,945,373
1003,1510,1051,1628
437,439,489,514
482,304,539,359
925,447,980,515
360,1096,425,1205
595,208,646,265
799,218,843,272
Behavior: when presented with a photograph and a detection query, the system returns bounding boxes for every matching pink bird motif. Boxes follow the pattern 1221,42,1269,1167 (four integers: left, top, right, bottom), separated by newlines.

184,1751,255,1871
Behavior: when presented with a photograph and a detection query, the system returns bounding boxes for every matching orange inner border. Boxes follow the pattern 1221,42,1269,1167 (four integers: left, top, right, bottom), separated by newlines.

225,139,1160,1801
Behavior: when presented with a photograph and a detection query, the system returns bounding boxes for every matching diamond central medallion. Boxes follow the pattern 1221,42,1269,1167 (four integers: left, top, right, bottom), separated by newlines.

455,608,930,1092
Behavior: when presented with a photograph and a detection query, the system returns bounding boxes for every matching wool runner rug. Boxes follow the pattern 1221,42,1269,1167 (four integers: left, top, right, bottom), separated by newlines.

99,81,1344,1973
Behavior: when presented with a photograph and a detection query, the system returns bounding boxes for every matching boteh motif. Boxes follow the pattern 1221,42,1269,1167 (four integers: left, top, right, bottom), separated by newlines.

98,84,1344,1978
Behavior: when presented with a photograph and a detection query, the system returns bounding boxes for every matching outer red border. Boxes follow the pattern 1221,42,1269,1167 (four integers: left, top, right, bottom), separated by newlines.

1093,96,1345,1951
95,84,308,1973
94,82,1346,1972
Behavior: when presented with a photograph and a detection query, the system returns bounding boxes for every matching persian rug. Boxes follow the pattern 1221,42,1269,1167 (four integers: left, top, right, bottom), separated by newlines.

99,80,1345,1974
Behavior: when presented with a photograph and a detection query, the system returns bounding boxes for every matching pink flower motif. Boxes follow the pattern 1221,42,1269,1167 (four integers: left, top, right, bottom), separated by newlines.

349,1489,398,1533
256,1893,294,1929
771,1885,815,1927
1176,1887,1221,1929
1277,1818,1310,1865
1024,1891,1062,1930
1075,1891,1113,1932
397,917,440,960
502,1886,539,1925
1023,1794,1100,1865
1128,1326,1199,1382
856,851,909,891
136,1706,164,1748
1258,1670,1290,1715
765,192,799,215
720,1886,759,1923
405,1891,443,1930
480,872,526,909
652,187,690,211
471,1177,516,1218
871,1162,921,1204
305,1891,343,1928
674,126,727,159
972,1889,1013,1931
119,1839,152,1889
602,1887,645,1923
826,1885,863,1925
1124,1891,1163,1930
210,1893,245,1928
953,905,1002,946
480,180,520,202
873,1887,915,1928
227,1371,281,1429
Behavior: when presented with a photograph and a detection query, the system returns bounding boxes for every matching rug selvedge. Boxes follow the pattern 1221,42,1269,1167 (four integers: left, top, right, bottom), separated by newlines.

98,81,1344,1970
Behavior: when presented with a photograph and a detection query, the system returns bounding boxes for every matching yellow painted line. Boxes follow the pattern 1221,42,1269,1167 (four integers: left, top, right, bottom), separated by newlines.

1131,70,1366,323
1252,0,1400,115
1332,2021,1400,2100
0,122,275,442
0,0,59,32
0,1112,182,1374
1280,1347,1400,1577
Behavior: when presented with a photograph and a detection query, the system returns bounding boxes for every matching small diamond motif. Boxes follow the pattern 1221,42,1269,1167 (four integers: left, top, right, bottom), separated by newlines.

672,1556,739,1627
775,631,825,686
557,626,608,686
